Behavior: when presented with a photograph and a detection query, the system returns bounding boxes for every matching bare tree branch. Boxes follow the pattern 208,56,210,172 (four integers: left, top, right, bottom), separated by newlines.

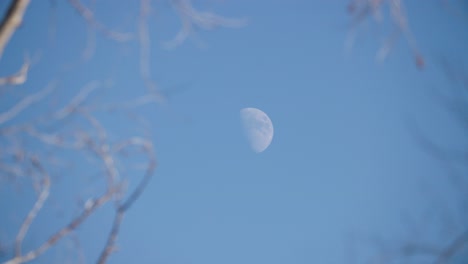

0,81,56,125
346,0,424,69
1,1,239,263
0,58,29,86
0,0,30,60
135,0,170,109
1,82,155,264
14,157,50,258
68,0,133,42
96,137,156,264
53,81,99,120
96,210,123,264
4,189,115,264
165,0,248,49
138,0,151,85
434,229,468,263
363,51,468,264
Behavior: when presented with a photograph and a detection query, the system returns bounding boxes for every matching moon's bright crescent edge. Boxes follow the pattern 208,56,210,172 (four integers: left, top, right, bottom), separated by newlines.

240,107,274,153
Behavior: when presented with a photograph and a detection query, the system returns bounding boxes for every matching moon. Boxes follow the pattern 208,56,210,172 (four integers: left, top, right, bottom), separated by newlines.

240,107,274,153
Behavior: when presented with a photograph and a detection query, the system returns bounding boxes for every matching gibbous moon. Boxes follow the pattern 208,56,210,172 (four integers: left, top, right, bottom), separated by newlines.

240,107,274,153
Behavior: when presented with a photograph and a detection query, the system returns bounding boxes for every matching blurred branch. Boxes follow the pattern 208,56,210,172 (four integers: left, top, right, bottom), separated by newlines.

137,0,165,104
138,0,151,84
366,53,468,264
53,81,99,120
1,1,238,262
435,230,468,264
4,189,115,264
96,138,156,264
165,0,248,49
0,0,30,60
2,80,157,264
0,81,56,125
369,231,468,263
4,134,125,264
0,58,29,86
68,0,133,42
370,244,440,263
14,157,50,259
346,0,424,69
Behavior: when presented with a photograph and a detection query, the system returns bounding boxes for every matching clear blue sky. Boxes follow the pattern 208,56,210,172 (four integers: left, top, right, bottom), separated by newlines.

1,1,467,263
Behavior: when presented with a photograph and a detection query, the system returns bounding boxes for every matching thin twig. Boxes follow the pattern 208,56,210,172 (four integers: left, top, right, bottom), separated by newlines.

54,81,100,120
0,58,30,86
95,210,124,264
14,157,50,258
68,0,133,42
165,0,247,49
0,81,57,125
346,0,424,69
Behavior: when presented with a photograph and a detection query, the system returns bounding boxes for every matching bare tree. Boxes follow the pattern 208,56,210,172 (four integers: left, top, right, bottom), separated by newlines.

358,60,468,264
345,1,468,263
0,1,245,263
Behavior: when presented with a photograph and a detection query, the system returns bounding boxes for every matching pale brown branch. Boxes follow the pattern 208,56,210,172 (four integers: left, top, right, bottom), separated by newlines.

139,0,151,83
96,210,124,264
84,118,120,191
70,233,86,264
0,0,30,60
82,26,96,61
164,11,191,49
96,144,120,190
116,139,156,212
376,28,400,63
3,111,136,264
0,123,89,150
165,0,247,49
68,0,133,42
23,127,66,147
348,0,384,26
0,81,56,125
4,189,115,264
0,58,29,86
81,110,107,143
54,81,99,120
136,0,167,104
96,138,156,264
0,163,24,179
346,0,424,69
389,0,423,68
14,157,50,258
99,94,165,111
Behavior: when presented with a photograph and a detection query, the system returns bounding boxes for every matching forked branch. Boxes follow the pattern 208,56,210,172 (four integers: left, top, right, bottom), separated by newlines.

96,138,156,264
165,0,247,49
